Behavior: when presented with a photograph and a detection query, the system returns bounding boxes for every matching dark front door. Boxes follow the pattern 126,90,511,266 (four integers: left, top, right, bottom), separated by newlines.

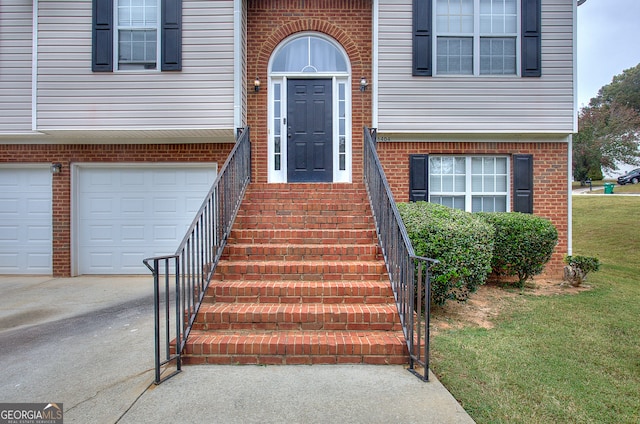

287,79,333,182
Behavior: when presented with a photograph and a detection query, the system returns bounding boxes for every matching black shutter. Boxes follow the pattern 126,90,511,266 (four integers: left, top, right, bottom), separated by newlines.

409,155,429,202
413,0,432,76
521,0,541,77
161,0,182,71
513,154,534,213
92,0,113,72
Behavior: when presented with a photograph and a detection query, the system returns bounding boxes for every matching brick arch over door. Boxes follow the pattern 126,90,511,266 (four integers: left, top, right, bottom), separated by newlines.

246,0,373,183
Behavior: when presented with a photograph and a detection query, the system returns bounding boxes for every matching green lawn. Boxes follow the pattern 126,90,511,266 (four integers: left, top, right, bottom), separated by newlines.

430,196,640,423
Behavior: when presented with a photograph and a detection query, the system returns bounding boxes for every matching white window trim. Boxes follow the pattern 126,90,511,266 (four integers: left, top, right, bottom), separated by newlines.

429,155,510,212
113,0,162,72
433,0,522,77
267,33,352,183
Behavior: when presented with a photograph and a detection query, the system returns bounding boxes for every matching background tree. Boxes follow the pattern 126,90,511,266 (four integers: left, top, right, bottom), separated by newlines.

574,64,640,181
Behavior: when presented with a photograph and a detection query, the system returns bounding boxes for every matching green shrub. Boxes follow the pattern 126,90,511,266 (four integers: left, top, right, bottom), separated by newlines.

476,212,558,288
563,255,600,286
398,202,494,305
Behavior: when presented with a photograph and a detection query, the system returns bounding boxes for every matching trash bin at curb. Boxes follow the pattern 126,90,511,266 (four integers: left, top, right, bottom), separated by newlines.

604,183,615,194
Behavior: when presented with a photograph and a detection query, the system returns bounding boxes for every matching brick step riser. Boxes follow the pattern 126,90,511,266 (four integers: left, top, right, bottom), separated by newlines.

228,230,378,245
193,322,403,332
183,331,408,365
211,273,389,282
227,239,378,246
213,261,388,281
238,204,371,214
203,294,395,304
232,222,374,231
234,216,373,227
244,187,368,196
193,307,401,331
222,254,381,262
203,281,394,304
244,193,370,201
222,245,381,262
182,355,407,366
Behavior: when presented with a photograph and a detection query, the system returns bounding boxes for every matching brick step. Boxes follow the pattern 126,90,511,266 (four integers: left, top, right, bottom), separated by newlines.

245,184,368,199
228,229,378,244
244,192,370,202
211,260,388,282
222,244,381,261
193,303,402,331
182,330,408,365
204,281,395,304
238,202,371,213
233,214,373,229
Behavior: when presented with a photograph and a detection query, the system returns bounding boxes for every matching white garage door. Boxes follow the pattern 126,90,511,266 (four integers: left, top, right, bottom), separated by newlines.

77,165,216,274
0,167,53,274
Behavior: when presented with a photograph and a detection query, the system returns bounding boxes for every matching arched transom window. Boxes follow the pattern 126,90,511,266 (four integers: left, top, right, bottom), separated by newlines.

271,36,348,73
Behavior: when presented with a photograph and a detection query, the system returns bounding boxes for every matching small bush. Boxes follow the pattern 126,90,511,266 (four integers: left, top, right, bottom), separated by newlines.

563,255,600,286
476,212,558,288
398,202,494,305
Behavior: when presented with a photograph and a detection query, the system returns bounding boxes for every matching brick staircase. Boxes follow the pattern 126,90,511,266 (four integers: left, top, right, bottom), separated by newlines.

182,183,408,365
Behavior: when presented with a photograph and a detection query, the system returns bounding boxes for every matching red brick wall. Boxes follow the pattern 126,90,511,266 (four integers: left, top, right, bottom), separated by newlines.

247,0,372,183
376,141,570,278
0,143,234,276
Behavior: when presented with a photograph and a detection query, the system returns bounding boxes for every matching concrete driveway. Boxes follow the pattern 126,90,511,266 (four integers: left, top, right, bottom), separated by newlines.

0,276,474,424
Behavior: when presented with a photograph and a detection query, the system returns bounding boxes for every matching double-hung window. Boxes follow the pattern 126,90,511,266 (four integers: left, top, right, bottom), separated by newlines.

413,0,540,77
429,156,509,212
435,0,518,76
92,0,182,72
116,0,159,70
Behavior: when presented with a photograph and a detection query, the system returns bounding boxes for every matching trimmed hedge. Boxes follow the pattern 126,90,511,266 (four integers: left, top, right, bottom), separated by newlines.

398,202,494,305
476,212,558,287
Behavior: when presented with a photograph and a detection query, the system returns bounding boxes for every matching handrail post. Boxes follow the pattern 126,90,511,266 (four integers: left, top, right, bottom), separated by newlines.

152,259,161,384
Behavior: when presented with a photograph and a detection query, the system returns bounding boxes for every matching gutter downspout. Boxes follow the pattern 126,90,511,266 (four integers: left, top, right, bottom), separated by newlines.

372,0,379,128
32,0,38,131
233,0,242,129
568,0,578,256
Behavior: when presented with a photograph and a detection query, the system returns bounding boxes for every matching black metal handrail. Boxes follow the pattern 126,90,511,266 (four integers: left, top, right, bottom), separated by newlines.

143,127,251,384
363,127,438,381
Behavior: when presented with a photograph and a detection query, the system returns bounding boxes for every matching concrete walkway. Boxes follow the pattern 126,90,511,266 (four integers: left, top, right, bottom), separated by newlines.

0,276,475,424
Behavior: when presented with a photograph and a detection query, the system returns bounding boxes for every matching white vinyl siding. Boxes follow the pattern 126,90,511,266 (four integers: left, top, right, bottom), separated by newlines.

36,0,234,131
0,0,33,133
378,0,575,134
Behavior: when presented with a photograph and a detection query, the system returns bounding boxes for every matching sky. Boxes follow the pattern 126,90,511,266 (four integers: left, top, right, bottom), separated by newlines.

577,0,640,108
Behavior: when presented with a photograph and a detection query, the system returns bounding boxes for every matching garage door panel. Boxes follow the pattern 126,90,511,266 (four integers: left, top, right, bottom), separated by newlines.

154,198,179,214
0,253,20,272
27,253,51,270
122,198,145,214
0,168,52,274
0,225,19,241
0,199,19,216
78,166,216,274
153,225,178,242
28,198,51,216
28,225,51,241
85,225,114,243
122,225,146,242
